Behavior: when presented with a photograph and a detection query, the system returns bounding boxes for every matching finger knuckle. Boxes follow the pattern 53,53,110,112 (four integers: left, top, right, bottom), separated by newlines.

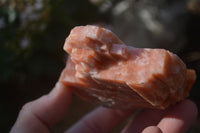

81,118,105,133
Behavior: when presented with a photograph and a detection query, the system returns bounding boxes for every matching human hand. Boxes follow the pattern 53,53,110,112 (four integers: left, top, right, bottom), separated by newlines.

10,82,198,133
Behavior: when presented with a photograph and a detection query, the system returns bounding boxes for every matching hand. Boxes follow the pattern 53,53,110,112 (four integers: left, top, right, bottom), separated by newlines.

10,82,198,133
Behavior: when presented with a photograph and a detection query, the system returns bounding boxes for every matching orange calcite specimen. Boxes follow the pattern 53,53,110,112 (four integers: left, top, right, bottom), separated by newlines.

59,25,196,109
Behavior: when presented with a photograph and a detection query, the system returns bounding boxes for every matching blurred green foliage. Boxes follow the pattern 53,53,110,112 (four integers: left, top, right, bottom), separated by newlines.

0,0,105,86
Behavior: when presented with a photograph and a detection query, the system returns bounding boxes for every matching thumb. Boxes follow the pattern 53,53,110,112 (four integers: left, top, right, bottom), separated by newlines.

10,82,71,133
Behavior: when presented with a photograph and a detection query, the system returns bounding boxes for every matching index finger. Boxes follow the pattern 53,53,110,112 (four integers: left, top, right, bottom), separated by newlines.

158,99,198,133
65,107,136,133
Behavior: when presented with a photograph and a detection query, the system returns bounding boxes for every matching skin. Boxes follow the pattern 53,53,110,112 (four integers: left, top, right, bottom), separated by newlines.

10,82,198,133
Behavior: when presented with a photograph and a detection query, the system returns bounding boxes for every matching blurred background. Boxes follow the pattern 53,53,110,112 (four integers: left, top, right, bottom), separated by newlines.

0,0,200,132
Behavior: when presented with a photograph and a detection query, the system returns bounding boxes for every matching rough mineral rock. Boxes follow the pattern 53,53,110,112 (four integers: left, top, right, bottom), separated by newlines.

59,25,196,109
